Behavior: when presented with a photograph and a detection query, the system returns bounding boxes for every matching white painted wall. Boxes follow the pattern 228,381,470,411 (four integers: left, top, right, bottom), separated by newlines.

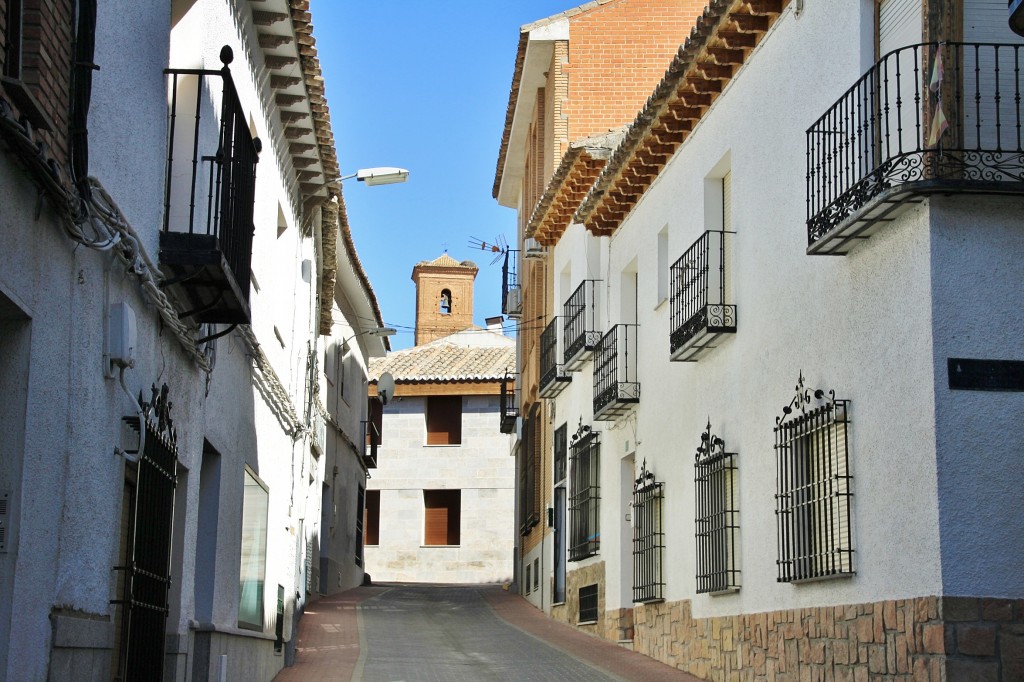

542,0,1024,624
0,0,342,678
928,195,1024,597
365,394,515,584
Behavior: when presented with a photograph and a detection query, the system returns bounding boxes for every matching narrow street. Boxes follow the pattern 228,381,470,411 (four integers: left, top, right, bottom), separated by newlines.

275,584,701,682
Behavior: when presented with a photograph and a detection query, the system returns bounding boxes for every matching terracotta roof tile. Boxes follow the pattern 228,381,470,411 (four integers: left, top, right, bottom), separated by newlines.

369,329,515,383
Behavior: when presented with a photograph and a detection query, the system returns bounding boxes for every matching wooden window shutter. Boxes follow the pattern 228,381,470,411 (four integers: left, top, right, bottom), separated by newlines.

426,396,462,445
424,490,460,545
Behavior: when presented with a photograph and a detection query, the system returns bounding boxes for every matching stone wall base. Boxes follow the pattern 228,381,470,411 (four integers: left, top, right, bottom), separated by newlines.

48,610,113,682
627,595,1024,681
553,561,606,638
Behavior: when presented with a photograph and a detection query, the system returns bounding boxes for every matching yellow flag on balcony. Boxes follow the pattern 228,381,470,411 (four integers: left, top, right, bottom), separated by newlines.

926,48,949,147
927,104,949,147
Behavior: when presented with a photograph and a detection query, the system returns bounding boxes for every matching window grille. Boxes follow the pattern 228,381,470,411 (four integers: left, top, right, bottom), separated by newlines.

632,460,664,603
569,425,600,561
579,584,599,623
694,421,740,594
669,230,736,362
540,317,572,397
113,384,179,680
500,373,519,434
774,373,853,582
593,323,640,421
553,423,567,484
563,280,601,370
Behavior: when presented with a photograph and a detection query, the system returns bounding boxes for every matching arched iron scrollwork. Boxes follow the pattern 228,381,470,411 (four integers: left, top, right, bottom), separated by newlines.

632,459,664,603
694,420,739,594
773,373,853,583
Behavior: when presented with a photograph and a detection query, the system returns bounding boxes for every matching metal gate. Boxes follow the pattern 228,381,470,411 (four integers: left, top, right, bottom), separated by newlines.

113,384,178,682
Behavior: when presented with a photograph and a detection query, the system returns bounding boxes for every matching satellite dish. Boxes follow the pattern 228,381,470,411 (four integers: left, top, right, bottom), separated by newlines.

377,372,395,406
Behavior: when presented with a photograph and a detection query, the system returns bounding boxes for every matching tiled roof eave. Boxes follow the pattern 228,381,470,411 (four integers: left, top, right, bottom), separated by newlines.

575,0,790,233
526,131,624,246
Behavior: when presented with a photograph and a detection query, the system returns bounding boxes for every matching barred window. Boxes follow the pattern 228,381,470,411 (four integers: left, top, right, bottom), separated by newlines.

553,423,567,484
694,422,739,594
579,584,598,623
569,427,600,561
632,461,664,603
774,374,853,582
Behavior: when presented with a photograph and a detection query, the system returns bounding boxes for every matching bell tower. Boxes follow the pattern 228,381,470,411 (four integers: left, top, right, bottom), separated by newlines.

411,253,478,346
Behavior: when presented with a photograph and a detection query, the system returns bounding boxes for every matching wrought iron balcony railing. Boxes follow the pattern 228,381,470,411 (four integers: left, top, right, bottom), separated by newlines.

669,230,736,362
807,42,1024,255
593,324,640,422
361,419,379,468
161,46,260,324
563,280,601,371
501,249,522,318
499,373,519,434
540,317,572,398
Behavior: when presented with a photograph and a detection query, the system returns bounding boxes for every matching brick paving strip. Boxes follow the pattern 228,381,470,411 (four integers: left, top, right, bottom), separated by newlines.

273,586,389,682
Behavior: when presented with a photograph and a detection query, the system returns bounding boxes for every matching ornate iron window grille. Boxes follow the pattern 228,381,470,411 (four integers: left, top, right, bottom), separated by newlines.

563,280,602,371
774,373,854,582
569,424,600,561
500,372,519,434
554,423,568,484
669,230,736,362
519,404,541,534
593,324,640,421
162,47,260,324
112,384,179,682
632,460,665,603
807,42,1024,255
540,317,572,398
579,583,599,623
694,421,740,594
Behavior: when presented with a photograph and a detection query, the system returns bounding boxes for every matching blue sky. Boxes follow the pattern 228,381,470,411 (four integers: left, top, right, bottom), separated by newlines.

310,1,574,349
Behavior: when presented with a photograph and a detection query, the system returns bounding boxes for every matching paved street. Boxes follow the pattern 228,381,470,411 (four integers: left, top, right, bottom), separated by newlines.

275,584,700,682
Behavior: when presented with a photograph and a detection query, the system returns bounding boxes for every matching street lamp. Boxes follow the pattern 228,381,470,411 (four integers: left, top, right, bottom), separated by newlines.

340,167,409,186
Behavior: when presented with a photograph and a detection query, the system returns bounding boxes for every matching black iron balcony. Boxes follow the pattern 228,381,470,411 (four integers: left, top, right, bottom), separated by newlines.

500,373,519,434
501,249,522,318
160,46,260,324
808,42,1024,255
540,317,572,398
593,324,640,422
361,419,379,468
669,230,736,362
563,280,601,371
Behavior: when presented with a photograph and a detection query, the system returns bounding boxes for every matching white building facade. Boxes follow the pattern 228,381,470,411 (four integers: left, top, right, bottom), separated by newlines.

365,256,516,585
0,0,383,680
498,0,1024,679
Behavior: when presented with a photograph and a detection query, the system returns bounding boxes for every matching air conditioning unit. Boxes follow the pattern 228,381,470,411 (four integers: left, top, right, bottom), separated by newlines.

524,237,546,260
505,287,523,318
